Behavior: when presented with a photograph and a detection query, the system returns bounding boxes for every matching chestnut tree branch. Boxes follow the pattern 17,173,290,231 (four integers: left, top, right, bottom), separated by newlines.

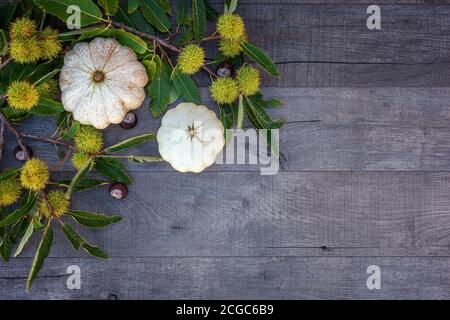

51,149,72,171
107,21,217,78
19,132,75,150
201,35,220,42
0,110,76,161
0,109,30,159
0,122,5,163
0,56,11,71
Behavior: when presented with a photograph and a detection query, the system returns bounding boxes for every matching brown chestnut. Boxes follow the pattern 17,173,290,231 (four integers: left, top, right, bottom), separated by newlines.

216,62,235,78
120,112,138,129
109,183,128,199
13,145,33,161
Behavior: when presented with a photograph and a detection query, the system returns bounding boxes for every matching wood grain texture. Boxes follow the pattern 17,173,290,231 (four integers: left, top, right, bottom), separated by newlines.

2,1,450,300
1,257,450,299
11,171,450,259
208,1,449,3
3,1,448,86
2,88,450,172
198,3,450,87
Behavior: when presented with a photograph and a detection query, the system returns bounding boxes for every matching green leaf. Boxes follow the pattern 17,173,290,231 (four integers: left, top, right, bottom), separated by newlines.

0,168,20,182
67,210,122,228
94,157,132,185
116,4,155,35
264,98,284,108
61,121,81,140
128,9,155,34
0,235,12,262
127,155,164,163
148,60,171,117
1,107,29,123
78,27,148,54
82,242,108,259
56,112,71,128
61,223,108,258
30,97,64,116
244,95,284,130
224,0,238,15
98,0,119,16
5,63,38,83
204,0,219,20
219,104,236,130
77,26,110,40
0,208,5,237
66,158,92,199
33,216,46,231
241,41,280,77
72,179,109,192
59,26,99,41
174,25,193,45
142,59,157,81
191,0,205,40
10,217,29,242
107,28,148,54
57,178,110,192
0,2,16,29
33,68,60,86
61,223,83,250
14,221,34,258
128,0,139,14
237,94,244,129
219,102,237,145
0,194,37,228
157,0,172,13
34,0,103,27
140,0,171,33
244,96,283,157
171,68,201,104
176,0,191,25
0,29,8,56
26,224,53,291
54,144,67,162
23,61,60,84
169,85,181,104
104,133,156,153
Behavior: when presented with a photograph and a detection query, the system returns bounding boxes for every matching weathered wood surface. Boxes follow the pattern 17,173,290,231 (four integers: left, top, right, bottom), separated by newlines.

3,88,450,172
2,1,450,299
199,3,450,87
10,171,450,258
3,257,450,300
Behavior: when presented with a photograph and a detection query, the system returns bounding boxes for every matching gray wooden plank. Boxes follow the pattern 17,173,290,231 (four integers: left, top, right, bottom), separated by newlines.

4,2,450,86
208,1,450,3
197,3,450,87
3,88,450,172
1,256,450,299
9,171,450,258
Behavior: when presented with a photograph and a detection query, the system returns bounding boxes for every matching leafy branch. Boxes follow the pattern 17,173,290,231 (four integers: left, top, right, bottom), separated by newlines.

0,108,75,159
0,0,284,291
102,21,218,78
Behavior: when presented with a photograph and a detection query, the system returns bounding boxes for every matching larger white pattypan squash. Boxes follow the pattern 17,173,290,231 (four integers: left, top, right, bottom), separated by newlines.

59,37,148,129
157,103,225,173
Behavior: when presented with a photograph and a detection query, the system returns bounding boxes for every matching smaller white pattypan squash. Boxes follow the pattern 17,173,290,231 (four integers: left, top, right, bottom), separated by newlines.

59,37,148,129
157,103,225,173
